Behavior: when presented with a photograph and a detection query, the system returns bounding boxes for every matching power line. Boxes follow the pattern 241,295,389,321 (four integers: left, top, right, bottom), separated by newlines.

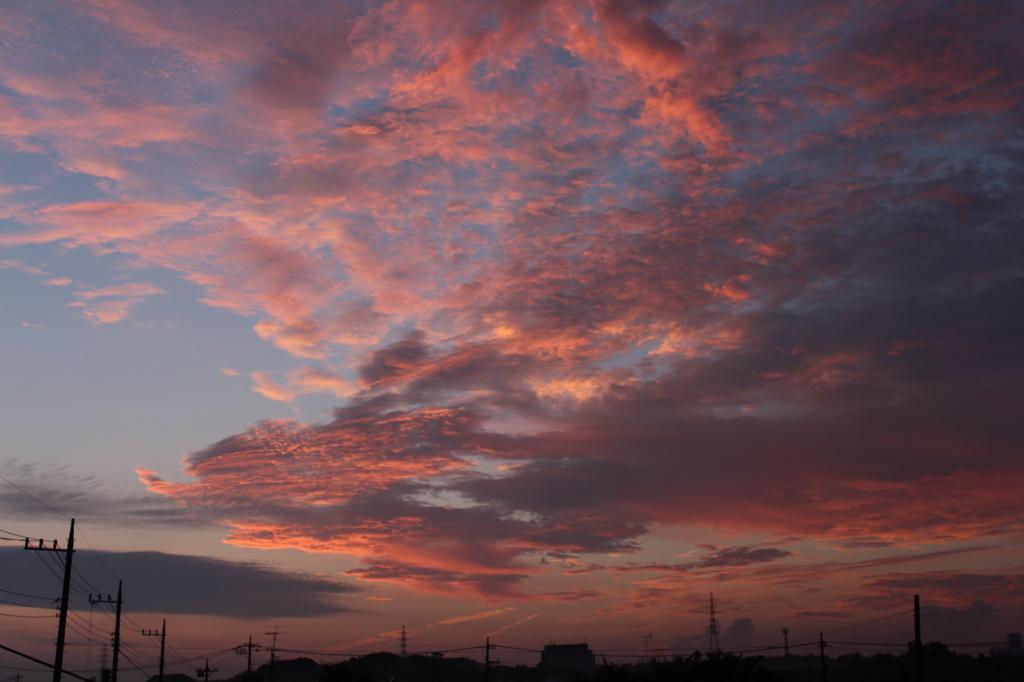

0,643,91,682
922,606,1024,617
63,621,104,646
74,524,208,665
66,610,109,637
118,648,155,679
494,645,542,653
0,528,31,540
69,567,106,598
0,475,70,518
0,597,53,608
823,609,915,636
31,552,66,585
0,587,54,601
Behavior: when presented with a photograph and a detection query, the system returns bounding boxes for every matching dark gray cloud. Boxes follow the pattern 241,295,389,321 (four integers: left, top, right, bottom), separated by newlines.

616,546,793,574
0,547,358,618
0,460,198,526
15,0,1019,602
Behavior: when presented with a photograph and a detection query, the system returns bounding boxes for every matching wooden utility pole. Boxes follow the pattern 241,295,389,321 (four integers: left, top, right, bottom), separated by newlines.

265,627,281,677
196,659,218,682
90,582,123,682
235,637,261,680
483,637,495,682
818,632,829,682
142,620,166,682
24,519,75,682
914,595,923,682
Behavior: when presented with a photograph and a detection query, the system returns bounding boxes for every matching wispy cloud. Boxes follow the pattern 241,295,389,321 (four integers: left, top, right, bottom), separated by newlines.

2,0,1023,613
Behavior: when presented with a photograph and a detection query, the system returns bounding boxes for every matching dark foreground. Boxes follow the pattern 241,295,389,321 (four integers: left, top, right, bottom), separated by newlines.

152,645,1024,682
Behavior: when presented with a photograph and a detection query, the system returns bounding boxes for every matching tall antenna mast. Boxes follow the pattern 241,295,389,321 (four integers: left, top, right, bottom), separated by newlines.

708,592,720,652
401,625,407,657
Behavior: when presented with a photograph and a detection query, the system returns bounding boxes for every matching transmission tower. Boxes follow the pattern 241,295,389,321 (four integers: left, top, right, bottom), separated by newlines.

707,593,720,652
100,643,109,682
401,625,407,657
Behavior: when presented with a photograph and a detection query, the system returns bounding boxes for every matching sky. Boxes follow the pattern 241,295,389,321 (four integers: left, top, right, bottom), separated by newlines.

1,0,1023,677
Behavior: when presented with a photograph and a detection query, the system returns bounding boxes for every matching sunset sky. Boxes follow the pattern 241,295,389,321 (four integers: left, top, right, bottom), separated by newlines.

2,0,1023,677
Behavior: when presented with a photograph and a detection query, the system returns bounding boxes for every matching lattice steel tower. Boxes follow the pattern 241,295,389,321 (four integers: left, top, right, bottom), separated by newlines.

707,593,720,652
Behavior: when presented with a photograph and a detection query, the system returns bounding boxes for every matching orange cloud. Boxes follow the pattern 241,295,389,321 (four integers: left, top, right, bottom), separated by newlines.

5,0,1023,616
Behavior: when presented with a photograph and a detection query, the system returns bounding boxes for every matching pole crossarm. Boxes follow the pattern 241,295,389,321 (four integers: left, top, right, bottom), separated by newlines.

89,582,123,682
23,519,75,682
196,659,218,682
142,620,167,682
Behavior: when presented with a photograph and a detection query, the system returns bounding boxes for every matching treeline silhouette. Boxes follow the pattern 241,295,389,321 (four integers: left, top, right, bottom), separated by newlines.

196,646,1024,682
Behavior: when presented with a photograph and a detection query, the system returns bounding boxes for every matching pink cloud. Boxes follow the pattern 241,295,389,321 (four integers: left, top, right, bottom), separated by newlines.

250,371,297,403
4,0,1022,614
73,283,165,299
61,282,166,323
0,259,47,276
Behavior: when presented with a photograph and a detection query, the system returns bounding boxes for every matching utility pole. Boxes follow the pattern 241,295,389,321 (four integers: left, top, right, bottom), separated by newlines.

235,637,261,680
708,593,720,652
818,632,830,682
783,628,790,657
401,625,407,657
483,636,495,682
641,633,652,657
914,594,923,682
24,518,75,682
265,627,280,678
195,659,218,682
142,620,166,682
90,582,123,682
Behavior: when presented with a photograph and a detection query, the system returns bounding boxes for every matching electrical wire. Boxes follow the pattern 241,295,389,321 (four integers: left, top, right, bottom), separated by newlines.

0,597,52,608
118,648,156,678
75,523,210,667
65,620,105,646
922,606,1024,617
30,551,65,584
0,475,70,518
67,610,109,637
70,564,108,597
0,586,54,600
0,527,30,539
823,609,915,636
